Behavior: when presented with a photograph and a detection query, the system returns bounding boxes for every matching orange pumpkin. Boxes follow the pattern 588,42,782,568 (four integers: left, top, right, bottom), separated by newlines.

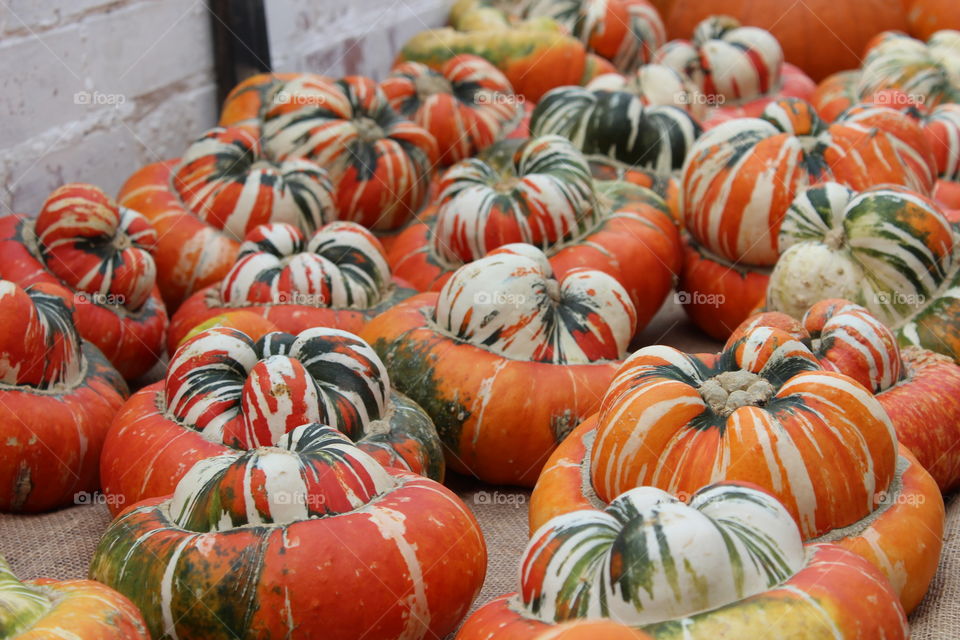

907,0,960,39
0,184,167,379
529,325,944,612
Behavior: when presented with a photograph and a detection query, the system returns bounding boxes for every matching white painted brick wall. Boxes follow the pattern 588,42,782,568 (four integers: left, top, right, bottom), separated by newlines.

0,0,451,215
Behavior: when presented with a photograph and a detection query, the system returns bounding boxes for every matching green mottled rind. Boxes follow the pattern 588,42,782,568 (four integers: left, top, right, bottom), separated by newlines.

0,557,51,637
359,389,446,482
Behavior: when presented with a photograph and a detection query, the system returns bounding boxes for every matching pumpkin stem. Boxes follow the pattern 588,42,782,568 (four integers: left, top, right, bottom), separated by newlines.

413,72,454,102
353,116,385,143
699,370,775,417
0,557,51,636
823,227,845,250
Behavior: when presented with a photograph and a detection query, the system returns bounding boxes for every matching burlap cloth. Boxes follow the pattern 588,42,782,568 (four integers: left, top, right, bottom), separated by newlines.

1,300,956,637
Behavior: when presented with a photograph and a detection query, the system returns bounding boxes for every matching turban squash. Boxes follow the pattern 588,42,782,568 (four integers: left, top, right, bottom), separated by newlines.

118,125,337,309
676,97,937,337
586,63,706,119
387,135,682,333
100,325,443,513
168,221,413,351
381,54,522,165
0,556,148,639
459,484,909,639
0,184,167,379
396,0,616,102
362,244,637,486
732,298,960,492
0,280,127,512
528,325,944,613
767,182,960,364
91,423,485,640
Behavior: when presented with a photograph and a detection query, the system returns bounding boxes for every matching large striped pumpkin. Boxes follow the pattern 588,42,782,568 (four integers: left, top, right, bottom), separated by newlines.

0,280,127,512
530,86,701,173
0,557,148,639
100,326,443,513
681,97,936,267
732,298,960,492
118,126,337,309
655,16,783,105
387,136,682,332
362,244,636,486
459,484,909,639
0,183,167,379
382,54,522,165
767,182,960,363
524,0,667,73
528,325,944,612
262,75,439,230
168,221,413,350
91,424,485,640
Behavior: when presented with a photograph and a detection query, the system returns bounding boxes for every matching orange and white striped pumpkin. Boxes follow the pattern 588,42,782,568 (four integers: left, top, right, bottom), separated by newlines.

461,484,909,639
263,75,439,230
586,64,706,118
100,326,443,512
168,221,412,349
0,183,167,379
381,54,521,165
363,244,636,486
0,280,127,512
681,98,936,266
118,126,337,309
91,423,485,640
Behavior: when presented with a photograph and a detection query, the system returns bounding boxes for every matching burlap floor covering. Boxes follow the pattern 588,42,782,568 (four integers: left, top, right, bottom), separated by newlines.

1,300,956,637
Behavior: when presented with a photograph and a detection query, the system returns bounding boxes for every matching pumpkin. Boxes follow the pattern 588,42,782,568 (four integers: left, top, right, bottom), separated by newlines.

732,298,960,491
362,244,636,486
907,0,960,40
398,0,616,102
459,484,909,639
659,0,909,82
387,136,682,332
118,125,337,309
261,75,439,231
0,557,148,639
529,86,701,173
219,72,330,131
0,280,127,512
655,16,783,105
857,30,960,107
91,423,485,640
585,155,680,222
100,325,443,513
0,183,167,379
178,310,278,348
528,325,944,612
381,55,522,165
586,64,706,118
524,0,666,73
702,63,817,128
167,221,413,351
675,236,770,340
768,182,960,363
681,97,936,267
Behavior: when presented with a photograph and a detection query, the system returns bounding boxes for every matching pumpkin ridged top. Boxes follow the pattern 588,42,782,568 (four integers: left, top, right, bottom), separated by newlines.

169,424,395,532
0,280,83,389
520,484,804,625
432,135,599,264
172,126,336,241
34,183,157,311
655,16,784,104
381,54,521,164
217,221,392,309
164,326,388,450
590,325,898,538
770,182,955,325
435,244,637,364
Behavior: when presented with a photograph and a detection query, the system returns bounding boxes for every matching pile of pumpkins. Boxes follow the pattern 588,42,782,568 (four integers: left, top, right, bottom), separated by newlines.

3,0,960,638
